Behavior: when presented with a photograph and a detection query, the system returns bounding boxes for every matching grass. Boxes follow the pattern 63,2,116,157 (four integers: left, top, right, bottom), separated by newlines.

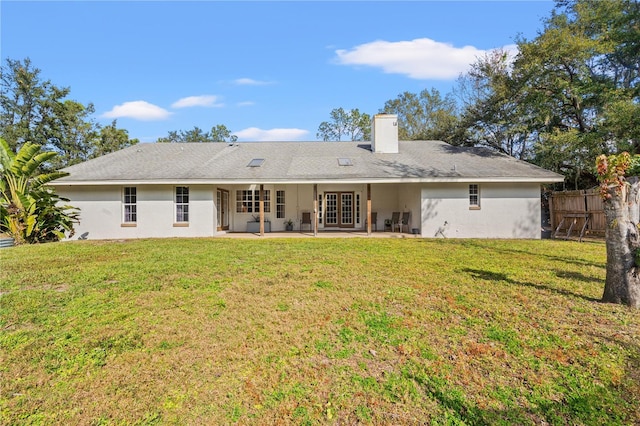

1,237,639,425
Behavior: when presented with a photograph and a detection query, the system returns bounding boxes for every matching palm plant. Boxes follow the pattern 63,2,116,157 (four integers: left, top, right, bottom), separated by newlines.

0,139,79,244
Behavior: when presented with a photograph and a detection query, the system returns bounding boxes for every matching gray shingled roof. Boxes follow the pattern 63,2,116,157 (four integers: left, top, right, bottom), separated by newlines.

53,141,563,185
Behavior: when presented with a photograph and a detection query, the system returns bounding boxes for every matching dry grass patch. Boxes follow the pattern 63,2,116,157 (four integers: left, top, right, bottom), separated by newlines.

1,238,639,424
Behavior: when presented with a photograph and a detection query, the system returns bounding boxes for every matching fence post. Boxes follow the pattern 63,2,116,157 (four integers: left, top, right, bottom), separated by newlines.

549,193,556,232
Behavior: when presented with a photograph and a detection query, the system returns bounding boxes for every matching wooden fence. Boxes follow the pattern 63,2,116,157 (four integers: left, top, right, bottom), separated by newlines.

549,188,605,239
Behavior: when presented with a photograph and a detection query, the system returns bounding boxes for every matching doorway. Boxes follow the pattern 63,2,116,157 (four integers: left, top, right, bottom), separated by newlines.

324,192,354,228
216,189,230,230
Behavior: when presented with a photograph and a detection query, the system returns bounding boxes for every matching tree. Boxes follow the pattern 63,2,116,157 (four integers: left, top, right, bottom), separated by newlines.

437,0,640,189
592,0,640,155
0,138,78,244
596,152,640,308
157,124,237,143
94,120,139,158
0,58,70,153
381,89,459,143
0,58,137,168
317,108,371,141
47,100,99,169
156,131,182,144
505,0,640,189
514,14,608,188
456,50,535,159
210,124,238,143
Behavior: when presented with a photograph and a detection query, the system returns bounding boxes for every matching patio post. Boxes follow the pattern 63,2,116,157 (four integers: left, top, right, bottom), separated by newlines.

313,184,318,237
367,183,372,236
259,184,265,236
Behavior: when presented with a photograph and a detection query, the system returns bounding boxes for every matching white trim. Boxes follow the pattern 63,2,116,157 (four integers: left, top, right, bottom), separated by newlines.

122,186,137,224
51,176,563,186
469,184,480,209
175,186,190,223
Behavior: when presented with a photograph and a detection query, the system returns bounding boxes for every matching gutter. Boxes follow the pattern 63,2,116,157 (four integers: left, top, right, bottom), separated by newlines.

49,176,565,186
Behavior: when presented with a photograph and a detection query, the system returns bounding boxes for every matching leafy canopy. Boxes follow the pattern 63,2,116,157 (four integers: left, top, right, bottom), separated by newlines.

381,88,459,143
0,58,138,169
157,124,238,143
317,108,371,141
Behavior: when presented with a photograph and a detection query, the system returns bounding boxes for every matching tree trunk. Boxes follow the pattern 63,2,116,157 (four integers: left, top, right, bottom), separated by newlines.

602,176,640,308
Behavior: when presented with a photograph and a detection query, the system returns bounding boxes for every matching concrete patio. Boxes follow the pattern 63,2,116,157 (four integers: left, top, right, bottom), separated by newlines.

214,230,422,239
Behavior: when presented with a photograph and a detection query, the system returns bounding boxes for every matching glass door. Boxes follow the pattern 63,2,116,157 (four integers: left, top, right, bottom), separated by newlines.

216,189,230,230
325,193,338,226
341,193,353,226
324,192,354,228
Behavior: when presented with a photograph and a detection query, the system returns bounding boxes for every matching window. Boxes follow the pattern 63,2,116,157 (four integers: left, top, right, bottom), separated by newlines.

123,187,137,223
276,190,285,219
469,184,480,209
236,190,271,213
175,186,189,222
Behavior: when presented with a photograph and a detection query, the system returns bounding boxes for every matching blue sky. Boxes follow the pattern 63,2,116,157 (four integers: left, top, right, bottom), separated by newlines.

2,1,554,143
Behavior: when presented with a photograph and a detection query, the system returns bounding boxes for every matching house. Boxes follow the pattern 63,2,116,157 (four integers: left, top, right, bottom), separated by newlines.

52,114,563,239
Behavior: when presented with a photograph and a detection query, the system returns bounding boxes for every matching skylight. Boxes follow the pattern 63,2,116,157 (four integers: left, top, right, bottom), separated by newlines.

247,158,265,167
337,158,353,166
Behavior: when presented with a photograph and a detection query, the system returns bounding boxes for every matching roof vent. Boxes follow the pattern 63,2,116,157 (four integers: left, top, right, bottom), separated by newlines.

337,158,353,166
247,158,265,167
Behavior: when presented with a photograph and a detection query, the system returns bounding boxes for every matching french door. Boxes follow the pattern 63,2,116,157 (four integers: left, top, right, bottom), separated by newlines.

324,192,354,228
216,189,230,230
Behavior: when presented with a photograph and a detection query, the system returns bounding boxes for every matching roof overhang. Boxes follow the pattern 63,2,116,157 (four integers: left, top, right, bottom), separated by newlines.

50,176,564,186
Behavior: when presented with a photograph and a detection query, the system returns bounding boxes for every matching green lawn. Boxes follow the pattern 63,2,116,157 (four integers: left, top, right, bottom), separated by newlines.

1,238,639,425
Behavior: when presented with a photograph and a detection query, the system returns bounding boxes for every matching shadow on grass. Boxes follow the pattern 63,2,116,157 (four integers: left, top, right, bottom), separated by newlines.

407,368,625,425
456,240,605,270
554,270,602,284
463,268,600,303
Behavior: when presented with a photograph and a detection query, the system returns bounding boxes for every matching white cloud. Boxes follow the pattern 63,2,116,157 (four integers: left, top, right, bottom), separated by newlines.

237,101,255,107
335,38,517,80
502,44,520,62
171,95,223,108
234,127,309,142
102,101,171,121
234,78,273,86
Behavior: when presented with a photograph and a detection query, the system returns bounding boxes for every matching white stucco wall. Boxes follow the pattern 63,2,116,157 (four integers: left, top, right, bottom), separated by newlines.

58,185,216,240
420,183,541,239
398,184,422,232
370,184,398,230
57,182,542,240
